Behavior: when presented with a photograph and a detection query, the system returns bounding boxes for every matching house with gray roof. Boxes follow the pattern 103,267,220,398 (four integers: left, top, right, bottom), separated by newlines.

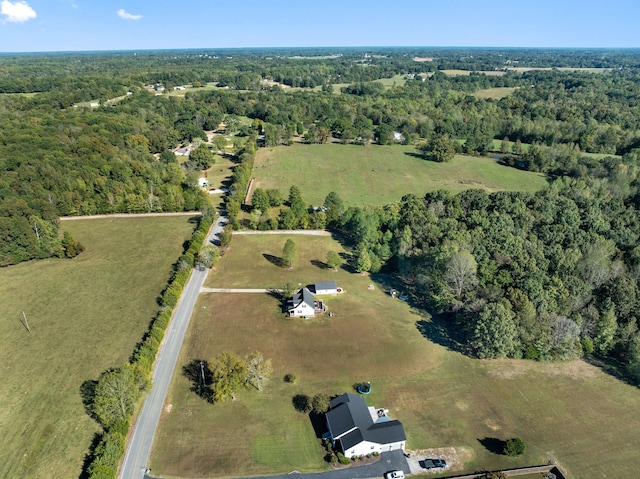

325,393,406,458
287,287,326,318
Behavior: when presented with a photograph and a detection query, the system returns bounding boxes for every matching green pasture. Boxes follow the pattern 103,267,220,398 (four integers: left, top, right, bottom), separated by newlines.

203,154,235,210
0,216,195,479
153,233,640,479
473,87,518,99
253,144,548,207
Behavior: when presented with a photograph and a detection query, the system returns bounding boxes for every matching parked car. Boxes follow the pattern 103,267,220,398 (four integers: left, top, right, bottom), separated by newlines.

384,470,405,479
419,458,446,470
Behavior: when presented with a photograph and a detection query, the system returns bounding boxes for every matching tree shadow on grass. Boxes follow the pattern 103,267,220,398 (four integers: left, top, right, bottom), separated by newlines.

263,253,285,268
79,379,99,423
79,432,103,479
415,313,469,355
311,259,328,269
404,151,424,159
478,437,505,455
182,359,213,403
584,356,639,388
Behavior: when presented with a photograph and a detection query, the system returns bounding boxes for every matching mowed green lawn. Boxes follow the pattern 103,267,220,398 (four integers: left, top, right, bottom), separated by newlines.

0,216,195,479
154,234,640,479
253,144,547,207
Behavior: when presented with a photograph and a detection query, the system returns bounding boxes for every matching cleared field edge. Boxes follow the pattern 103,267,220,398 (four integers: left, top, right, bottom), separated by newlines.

0,216,195,479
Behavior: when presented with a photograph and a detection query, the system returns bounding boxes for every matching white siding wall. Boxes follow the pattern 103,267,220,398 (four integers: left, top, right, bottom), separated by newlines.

344,440,405,458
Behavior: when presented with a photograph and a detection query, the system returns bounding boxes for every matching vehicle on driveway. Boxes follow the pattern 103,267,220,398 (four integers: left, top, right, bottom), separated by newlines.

385,470,405,479
419,458,446,470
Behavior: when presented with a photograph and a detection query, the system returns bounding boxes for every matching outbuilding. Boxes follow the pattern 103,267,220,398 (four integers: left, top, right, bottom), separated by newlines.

314,281,338,295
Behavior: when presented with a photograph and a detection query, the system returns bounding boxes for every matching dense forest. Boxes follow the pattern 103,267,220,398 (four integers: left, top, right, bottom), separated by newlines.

2,47,640,384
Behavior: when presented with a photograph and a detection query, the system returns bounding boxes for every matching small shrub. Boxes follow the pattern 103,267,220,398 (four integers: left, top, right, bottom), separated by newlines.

503,437,526,456
284,373,298,384
312,393,330,414
292,394,312,413
336,452,350,465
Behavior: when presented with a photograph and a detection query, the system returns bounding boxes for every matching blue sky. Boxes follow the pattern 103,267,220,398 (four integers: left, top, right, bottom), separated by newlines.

1,0,638,53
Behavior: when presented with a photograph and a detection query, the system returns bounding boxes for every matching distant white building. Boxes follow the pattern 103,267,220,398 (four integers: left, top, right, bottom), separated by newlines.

198,178,208,188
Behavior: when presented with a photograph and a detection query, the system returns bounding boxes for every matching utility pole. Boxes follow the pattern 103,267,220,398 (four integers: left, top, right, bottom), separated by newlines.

22,311,31,333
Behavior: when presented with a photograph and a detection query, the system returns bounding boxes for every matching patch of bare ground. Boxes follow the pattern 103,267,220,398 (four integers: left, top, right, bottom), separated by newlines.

406,447,474,474
486,359,598,380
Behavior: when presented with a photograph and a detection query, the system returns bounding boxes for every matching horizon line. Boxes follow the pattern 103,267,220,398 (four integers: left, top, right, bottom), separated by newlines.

2,45,640,55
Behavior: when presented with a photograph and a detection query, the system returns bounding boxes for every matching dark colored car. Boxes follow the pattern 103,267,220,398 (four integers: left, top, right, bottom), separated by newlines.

419,459,446,470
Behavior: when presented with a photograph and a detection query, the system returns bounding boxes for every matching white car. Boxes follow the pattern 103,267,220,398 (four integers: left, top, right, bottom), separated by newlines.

385,471,405,479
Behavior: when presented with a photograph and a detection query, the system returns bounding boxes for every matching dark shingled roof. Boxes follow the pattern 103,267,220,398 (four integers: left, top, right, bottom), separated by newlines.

326,393,406,449
291,287,315,309
315,280,338,292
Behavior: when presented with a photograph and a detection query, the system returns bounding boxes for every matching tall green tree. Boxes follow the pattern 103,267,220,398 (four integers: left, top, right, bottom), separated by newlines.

93,366,148,428
282,239,297,268
471,302,518,359
326,250,342,271
355,248,372,273
211,352,247,403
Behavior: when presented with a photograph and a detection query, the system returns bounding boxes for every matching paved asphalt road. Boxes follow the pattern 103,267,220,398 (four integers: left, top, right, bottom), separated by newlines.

251,450,410,479
119,214,227,479
144,450,409,479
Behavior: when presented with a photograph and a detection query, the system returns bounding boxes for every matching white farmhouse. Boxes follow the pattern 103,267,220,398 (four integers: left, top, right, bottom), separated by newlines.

325,393,406,458
287,287,325,318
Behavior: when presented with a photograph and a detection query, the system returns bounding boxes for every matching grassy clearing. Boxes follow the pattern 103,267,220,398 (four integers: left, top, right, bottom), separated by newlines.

0,91,39,98
153,233,640,479
439,70,507,76
253,144,547,207
506,67,612,73
473,87,518,99
204,154,236,210
0,216,195,479
204,234,347,290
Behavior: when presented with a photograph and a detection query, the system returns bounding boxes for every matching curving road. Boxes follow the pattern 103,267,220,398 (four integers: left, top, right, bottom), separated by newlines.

118,214,227,479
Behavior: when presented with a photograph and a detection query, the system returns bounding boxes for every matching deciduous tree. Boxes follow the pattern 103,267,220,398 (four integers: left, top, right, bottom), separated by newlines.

282,239,297,268
245,351,273,391
211,352,247,403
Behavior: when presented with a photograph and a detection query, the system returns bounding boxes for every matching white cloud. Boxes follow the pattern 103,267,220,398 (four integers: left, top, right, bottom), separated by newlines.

117,8,141,20
1,0,37,23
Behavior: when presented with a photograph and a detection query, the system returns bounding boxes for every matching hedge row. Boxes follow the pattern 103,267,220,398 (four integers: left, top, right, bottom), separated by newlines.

84,210,215,479
225,138,256,230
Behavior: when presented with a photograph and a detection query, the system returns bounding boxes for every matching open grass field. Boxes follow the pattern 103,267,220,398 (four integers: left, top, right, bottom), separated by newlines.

0,216,195,479
204,154,236,210
253,144,548,207
473,87,519,99
152,233,640,479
